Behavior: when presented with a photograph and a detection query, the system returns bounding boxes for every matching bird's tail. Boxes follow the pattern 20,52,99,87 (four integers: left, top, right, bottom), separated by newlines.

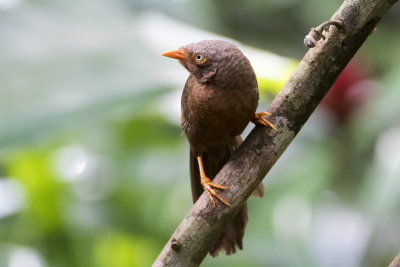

189,136,263,257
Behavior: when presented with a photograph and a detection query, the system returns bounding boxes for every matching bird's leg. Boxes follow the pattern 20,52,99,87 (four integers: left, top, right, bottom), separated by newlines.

251,112,278,132
197,156,231,207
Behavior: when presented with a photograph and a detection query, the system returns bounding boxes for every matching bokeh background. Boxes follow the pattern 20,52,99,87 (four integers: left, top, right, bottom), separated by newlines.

1,0,400,266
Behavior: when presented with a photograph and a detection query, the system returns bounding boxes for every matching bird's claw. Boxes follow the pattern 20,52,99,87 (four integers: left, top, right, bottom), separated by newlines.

200,176,231,207
251,112,278,132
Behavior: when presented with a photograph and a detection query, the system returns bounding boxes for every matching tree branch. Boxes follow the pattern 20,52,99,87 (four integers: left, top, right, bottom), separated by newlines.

390,251,400,267
153,0,398,266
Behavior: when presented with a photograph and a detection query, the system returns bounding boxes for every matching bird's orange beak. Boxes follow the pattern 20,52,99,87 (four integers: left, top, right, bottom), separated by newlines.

162,49,187,61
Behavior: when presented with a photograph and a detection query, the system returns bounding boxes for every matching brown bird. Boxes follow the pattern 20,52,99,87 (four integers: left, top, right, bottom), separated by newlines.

162,40,276,256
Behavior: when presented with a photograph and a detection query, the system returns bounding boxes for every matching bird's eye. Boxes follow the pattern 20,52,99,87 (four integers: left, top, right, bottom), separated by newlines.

193,53,207,64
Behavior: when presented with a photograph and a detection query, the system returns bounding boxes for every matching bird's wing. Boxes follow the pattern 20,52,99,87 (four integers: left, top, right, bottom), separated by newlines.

181,119,188,136
181,75,194,136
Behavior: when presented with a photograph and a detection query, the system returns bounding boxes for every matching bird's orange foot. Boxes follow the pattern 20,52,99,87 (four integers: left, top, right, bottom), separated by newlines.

200,176,231,207
251,112,278,132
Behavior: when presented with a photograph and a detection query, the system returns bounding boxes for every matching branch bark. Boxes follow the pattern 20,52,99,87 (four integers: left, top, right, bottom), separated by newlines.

390,251,400,267
153,0,398,266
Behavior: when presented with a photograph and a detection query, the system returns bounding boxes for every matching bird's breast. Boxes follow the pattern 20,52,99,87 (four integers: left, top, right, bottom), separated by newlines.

182,78,258,150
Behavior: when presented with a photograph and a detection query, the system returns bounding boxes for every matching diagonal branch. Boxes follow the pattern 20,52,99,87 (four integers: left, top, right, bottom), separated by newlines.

153,0,398,266
390,251,400,267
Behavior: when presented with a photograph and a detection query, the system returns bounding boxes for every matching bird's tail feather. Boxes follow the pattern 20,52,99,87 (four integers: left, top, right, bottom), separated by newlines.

189,136,263,256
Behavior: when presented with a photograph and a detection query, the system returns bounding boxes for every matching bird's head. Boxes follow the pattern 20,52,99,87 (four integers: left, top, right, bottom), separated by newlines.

162,40,255,87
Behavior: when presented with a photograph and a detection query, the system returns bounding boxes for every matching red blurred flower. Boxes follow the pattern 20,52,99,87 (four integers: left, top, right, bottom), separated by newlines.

322,59,373,124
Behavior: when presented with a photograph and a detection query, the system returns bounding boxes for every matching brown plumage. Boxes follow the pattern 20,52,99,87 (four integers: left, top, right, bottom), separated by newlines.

162,40,268,257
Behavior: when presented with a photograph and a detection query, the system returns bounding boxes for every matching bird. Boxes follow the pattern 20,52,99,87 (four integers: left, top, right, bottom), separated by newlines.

162,40,276,256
